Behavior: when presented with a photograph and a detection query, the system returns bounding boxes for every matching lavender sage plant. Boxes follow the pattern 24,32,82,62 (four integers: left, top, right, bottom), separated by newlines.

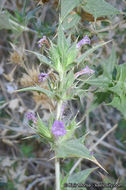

18,24,108,189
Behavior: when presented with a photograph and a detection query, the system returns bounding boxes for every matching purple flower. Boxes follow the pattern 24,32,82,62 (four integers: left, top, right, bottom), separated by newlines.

76,35,91,48
75,66,95,78
38,73,49,82
27,112,37,123
38,36,47,48
51,120,66,138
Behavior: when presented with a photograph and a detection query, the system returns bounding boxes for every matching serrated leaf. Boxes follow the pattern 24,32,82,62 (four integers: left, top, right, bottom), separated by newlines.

16,86,54,98
66,168,97,190
108,64,126,118
76,41,111,64
61,0,80,21
108,95,126,119
109,64,126,96
55,139,107,172
83,0,120,20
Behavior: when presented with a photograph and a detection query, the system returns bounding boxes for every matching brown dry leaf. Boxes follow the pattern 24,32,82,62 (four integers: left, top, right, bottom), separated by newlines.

9,51,24,65
3,66,17,82
21,67,57,110
33,90,56,110
34,0,49,5
16,0,23,10
9,43,26,66
77,10,106,22
20,66,40,87
53,0,59,8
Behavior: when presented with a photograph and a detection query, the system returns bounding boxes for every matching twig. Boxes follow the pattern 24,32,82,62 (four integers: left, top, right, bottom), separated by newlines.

90,124,117,151
0,124,33,134
93,137,126,156
92,21,125,34
26,176,55,190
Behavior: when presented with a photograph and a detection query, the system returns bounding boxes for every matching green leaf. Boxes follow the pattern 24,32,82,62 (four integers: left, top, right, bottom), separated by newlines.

115,119,126,142
37,115,52,139
108,95,126,119
66,43,77,67
55,139,107,172
76,41,111,64
109,64,126,96
62,13,80,30
57,25,68,55
61,0,80,21
87,76,110,88
50,43,63,73
83,0,120,20
26,6,40,21
103,47,117,80
26,50,55,69
66,168,97,190
0,11,30,32
86,92,111,114
16,86,54,98
107,64,126,118
62,70,75,91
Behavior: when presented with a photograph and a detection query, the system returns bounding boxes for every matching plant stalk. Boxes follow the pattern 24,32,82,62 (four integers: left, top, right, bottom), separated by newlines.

55,100,62,190
55,156,60,190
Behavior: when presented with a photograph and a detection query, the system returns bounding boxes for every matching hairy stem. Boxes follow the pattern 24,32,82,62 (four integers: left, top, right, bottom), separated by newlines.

55,100,62,190
55,156,60,190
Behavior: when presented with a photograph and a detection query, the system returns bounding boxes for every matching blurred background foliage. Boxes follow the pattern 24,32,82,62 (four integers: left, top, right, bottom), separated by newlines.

0,0,126,189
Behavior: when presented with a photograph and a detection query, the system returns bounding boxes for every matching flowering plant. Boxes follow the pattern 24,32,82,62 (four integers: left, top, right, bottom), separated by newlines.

17,24,109,189
0,0,125,188
15,0,124,189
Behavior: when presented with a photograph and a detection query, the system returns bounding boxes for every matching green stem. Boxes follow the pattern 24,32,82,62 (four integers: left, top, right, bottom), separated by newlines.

55,100,62,190
56,100,62,120
55,156,60,190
